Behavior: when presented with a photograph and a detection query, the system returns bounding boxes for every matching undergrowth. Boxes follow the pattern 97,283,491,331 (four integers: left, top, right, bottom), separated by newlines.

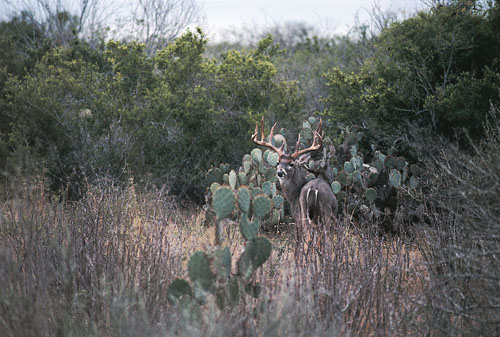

1,117,499,336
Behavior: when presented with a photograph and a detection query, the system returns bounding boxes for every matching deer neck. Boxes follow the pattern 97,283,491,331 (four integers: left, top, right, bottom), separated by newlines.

280,166,309,206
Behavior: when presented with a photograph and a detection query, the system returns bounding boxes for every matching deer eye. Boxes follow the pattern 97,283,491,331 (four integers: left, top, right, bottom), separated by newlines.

289,162,294,168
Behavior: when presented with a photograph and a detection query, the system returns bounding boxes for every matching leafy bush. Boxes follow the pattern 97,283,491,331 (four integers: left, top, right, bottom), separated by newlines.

1,30,303,200
322,2,500,138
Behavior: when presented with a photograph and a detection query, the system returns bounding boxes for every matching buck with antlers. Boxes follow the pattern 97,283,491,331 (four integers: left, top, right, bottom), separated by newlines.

252,117,338,255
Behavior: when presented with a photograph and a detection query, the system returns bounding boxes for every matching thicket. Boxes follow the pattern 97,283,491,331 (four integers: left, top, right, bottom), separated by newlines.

322,1,500,138
0,27,303,200
1,1,499,200
1,1,500,335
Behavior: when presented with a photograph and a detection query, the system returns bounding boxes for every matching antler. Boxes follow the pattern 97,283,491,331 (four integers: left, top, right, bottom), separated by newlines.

251,117,285,158
290,119,323,159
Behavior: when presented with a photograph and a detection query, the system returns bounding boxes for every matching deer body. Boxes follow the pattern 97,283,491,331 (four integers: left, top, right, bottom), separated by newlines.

277,155,337,231
252,118,338,241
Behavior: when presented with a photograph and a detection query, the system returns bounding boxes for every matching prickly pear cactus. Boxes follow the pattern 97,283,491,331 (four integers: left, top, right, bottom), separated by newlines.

238,237,272,280
327,123,421,222
170,125,282,312
205,125,287,229
212,185,235,220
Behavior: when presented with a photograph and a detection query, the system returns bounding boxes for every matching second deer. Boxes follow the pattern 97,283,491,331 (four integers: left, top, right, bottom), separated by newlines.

252,117,338,258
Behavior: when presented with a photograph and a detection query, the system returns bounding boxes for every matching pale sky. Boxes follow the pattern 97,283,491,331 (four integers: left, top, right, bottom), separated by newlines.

0,0,423,42
199,0,422,41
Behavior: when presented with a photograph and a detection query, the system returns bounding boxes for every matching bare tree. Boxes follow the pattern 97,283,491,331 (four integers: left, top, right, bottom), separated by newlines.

0,0,111,46
124,0,203,55
1,0,204,51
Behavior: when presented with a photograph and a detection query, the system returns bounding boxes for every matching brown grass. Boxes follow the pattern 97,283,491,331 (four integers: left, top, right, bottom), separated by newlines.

0,166,498,336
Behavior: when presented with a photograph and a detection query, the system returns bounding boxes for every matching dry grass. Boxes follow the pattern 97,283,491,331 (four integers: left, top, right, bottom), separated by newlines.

1,162,498,336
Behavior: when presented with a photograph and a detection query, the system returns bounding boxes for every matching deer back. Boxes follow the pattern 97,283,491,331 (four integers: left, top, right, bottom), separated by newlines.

299,178,337,227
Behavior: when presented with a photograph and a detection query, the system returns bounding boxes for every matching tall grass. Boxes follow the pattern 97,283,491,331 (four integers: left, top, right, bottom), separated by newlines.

0,179,195,336
0,178,426,336
1,115,499,336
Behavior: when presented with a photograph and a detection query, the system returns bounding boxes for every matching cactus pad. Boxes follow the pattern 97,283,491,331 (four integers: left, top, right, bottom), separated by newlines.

331,181,341,194
251,148,263,164
272,194,285,209
237,186,251,214
266,151,279,167
409,176,419,189
240,215,259,240
272,134,286,148
167,278,193,305
351,155,363,170
219,163,230,173
213,186,235,219
352,170,363,185
365,188,377,202
238,172,248,185
300,127,313,143
238,237,272,280
206,167,223,185
242,154,252,173
395,156,406,170
251,186,262,197
214,247,231,280
265,167,278,183
188,251,215,294
344,161,354,173
262,181,272,196
389,169,402,188
229,170,237,190
252,194,272,218
385,156,396,169
210,182,220,193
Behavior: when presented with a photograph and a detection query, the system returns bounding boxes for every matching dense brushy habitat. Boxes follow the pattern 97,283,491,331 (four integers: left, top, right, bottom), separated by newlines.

1,1,500,336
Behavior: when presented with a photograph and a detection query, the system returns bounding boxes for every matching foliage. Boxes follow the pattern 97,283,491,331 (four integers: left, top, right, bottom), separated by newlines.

167,162,276,312
321,1,500,138
1,29,303,199
326,123,420,231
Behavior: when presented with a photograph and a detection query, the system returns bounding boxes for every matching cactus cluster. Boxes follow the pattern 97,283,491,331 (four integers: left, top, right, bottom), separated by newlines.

168,117,422,316
206,141,285,228
168,139,284,312
167,181,273,309
328,124,420,218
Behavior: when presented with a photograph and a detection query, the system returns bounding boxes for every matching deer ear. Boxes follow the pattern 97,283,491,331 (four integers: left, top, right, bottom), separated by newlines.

295,153,311,166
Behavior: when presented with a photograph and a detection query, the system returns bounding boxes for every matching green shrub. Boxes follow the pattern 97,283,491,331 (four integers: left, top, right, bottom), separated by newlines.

2,30,303,200
322,2,500,138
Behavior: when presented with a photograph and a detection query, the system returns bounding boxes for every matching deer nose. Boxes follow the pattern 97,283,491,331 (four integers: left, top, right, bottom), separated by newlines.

277,170,286,178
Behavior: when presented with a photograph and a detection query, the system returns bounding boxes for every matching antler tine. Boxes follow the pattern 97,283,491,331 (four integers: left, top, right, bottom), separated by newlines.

291,118,324,159
295,133,301,154
269,122,277,143
251,117,285,158
260,117,265,141
317,118,323,138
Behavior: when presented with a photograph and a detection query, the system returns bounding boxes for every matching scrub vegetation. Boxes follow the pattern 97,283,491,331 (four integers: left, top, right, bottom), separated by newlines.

0,0,499,336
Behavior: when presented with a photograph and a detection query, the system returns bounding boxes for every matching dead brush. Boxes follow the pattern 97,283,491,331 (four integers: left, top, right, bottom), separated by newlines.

0,177,202,336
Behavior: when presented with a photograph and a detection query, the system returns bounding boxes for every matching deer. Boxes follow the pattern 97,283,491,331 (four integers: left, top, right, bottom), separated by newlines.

251,117,338,259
